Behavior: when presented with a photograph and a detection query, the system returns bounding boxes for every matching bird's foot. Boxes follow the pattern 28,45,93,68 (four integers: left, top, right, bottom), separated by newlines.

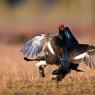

52,75,60,88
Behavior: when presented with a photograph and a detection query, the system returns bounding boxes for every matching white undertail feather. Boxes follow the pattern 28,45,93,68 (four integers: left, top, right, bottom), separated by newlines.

74,52,89,60
47,41,55,55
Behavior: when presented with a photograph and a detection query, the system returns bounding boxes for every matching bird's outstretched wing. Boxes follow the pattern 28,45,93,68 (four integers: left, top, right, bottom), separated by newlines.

21,33,50,58
72,44,95,69
84,49,95,69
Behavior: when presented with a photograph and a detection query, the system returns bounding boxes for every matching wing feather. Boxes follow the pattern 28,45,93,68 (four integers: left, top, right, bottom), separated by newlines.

26,45,33,57
24,42,33,55
84,49,95,69
21,34,50,58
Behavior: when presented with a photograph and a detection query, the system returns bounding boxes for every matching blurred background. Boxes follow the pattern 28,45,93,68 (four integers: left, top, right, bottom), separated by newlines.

0,1,95,93
0,0,95,44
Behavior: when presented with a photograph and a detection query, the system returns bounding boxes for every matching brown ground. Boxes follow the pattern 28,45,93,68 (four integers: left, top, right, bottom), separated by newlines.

0,41,95,95
0,1,95,94
0,25,95,95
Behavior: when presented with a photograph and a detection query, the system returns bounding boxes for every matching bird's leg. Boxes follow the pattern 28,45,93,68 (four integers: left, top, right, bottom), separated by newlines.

51,65,70,88
36,55,47,78
52,60,71,83
39,65,46,78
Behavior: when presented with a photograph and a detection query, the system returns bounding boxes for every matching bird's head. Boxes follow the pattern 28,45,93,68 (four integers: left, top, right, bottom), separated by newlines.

58,24,64,31
58,24,66,39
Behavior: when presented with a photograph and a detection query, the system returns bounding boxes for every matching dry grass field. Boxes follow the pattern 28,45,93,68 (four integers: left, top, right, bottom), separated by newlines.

0,42,95,95
0,24,95,95
0,0,95,94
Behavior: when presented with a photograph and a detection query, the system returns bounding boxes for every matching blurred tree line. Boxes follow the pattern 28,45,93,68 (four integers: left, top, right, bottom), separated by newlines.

0,0,95,43
0,0,95,26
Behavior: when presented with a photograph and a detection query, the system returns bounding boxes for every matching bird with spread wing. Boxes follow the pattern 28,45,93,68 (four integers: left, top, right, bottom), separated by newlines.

21,25,95,81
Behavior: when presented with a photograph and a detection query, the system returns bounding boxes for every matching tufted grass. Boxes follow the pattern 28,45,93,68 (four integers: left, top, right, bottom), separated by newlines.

0,44,95,95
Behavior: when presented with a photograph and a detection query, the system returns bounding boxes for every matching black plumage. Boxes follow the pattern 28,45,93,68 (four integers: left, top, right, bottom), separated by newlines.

21,29,95,81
